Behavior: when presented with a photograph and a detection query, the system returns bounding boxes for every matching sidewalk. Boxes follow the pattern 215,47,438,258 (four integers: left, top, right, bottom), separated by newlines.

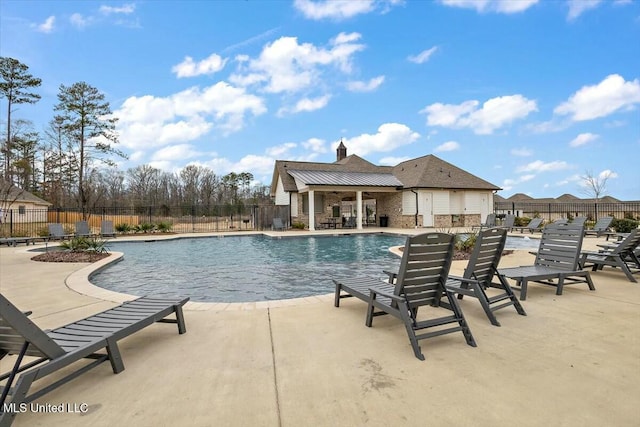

1,231,639,427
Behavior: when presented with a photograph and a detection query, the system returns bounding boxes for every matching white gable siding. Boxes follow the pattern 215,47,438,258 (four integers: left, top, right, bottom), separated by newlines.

274,177,289,205
402,191,416,214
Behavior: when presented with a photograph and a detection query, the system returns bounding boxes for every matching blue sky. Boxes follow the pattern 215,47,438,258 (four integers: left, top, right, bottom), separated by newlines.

1,0,639,200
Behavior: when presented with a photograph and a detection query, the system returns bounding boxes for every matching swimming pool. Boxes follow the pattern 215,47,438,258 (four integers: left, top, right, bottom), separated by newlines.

92,234,407,303
91,233,540,303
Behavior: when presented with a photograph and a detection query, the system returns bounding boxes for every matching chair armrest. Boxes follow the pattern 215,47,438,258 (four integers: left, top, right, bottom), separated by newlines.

382,269,398,283
368,286,404,303
447,275,477,284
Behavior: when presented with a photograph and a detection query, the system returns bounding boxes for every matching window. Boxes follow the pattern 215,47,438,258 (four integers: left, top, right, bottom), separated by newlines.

18,205,26,215
302,193,324,214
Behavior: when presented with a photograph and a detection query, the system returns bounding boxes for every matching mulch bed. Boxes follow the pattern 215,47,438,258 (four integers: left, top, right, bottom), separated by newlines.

31,252,111,263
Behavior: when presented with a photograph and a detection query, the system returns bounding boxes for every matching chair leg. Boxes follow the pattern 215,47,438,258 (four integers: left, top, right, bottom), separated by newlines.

174,305,187,334
555,276,565,295
333,281,342,307
396,300,424,360
615,258,638,283
475,283,501,327
365,294,376,327
518,279,528,301
106,338,124,373
445,292,476,347
585,272,596,290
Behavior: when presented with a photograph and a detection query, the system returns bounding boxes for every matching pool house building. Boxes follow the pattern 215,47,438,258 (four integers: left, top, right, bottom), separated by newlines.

270,143,501,230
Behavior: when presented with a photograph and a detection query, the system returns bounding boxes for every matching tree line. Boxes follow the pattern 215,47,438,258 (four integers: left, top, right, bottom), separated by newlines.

0,57,270,212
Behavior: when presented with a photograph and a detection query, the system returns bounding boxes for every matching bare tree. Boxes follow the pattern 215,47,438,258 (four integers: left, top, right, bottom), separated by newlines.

581,169,615,220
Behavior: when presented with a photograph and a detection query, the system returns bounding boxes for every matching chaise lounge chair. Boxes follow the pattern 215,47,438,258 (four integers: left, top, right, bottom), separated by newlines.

272,217,285,231
579,228,640,283
445,228,526,326
0,294,189,426
584,216,614,239
473,213,496,230
75,220,93,237
510,218,543,234
100,220,117,238
333,232,476,361
497,223,595,300
497,214,516,231
47,223,74,241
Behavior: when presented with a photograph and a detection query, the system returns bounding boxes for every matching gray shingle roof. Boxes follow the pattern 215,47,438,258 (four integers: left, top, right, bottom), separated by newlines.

288,170,402,187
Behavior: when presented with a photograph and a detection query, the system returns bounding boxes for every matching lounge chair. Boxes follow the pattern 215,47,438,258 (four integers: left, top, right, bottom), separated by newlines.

584,216,614,238
100,220,117,237
473,213,496,230
334,232,476,361
75,220,93,237
47,223,74,241
572,216,587,226
272,217,285,231
579,228,640,283
510,217,543,234
497,214,516,231
0,294,189,426
445,228,526,326
497,223,595,300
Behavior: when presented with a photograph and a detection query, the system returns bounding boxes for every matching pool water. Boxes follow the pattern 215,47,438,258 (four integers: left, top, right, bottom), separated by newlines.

93,234,407,303
91,233,540,303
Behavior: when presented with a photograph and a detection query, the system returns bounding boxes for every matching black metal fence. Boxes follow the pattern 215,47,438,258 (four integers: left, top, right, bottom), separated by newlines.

494,201,640,221
0,205,291,238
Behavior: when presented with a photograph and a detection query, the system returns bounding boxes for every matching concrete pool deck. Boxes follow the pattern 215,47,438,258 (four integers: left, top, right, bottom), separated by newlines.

1,228,639,426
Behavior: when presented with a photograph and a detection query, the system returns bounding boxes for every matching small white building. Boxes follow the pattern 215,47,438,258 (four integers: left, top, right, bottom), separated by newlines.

270,143,501,230
0,181,51,224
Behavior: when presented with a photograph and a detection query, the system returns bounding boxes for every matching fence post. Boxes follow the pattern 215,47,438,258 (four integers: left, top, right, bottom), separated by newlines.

9,209,13,236
594,202,598,221
191,205,196,232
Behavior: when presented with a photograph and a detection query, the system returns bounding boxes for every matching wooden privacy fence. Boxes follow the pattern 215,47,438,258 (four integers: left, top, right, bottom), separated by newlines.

47,212,140,228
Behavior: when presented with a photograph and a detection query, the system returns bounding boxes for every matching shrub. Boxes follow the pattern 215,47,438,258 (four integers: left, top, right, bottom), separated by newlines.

156,221,173,232
59,236,109,253
611,218,639,233
514,216,531,227
292,222,306,229
115,223,132,233
135,222,155,233
455,231,478,253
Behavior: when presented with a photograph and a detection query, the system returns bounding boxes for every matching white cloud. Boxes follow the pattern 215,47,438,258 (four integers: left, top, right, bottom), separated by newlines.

510,147,533,156
172,54,228,78
379,156,411,166
501,174,536,192
599,169,618,180
294,0,393,20
408,46,438,64
567,0,602,20
151,144,203,162
422,94,537,134
233,33,365,94
100,4,136,15
114,82,266,150
346,76,385,92
341,123,420,156
266,142,298,157
569,132,599,147
516,160,572,173
70,13,91,29
434,141,460,152
439,0,539,14
301,138,328,153
278,95,332,116
554,74,640,121
34,16,55,33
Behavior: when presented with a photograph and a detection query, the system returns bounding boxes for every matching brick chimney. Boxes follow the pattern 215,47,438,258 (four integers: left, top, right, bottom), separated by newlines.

336,140,347,161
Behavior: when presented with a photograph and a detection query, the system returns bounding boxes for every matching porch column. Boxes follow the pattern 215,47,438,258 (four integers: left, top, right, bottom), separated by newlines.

308,190,315,231
356,190,363,230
